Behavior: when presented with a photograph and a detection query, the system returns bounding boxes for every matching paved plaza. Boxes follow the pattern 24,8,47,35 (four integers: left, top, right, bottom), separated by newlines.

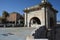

0,26,60,40
0,27,35,40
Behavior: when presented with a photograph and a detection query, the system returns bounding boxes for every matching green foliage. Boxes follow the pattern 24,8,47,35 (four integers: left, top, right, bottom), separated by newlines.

2,11,9,17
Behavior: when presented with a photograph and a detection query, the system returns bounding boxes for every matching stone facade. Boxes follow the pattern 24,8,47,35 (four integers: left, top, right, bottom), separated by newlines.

24,0,58,40
24,7,45,27
24,0,58,28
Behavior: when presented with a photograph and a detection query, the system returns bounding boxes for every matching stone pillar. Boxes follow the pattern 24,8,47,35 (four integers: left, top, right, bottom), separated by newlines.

27,19,29,27
45,8,49,29
44,6,50,38
24,13,27,27
43,7,49,29
27,14,30,27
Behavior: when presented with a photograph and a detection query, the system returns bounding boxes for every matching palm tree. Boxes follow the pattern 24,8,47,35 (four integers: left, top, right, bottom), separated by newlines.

2,11,9,18
2,11,9,27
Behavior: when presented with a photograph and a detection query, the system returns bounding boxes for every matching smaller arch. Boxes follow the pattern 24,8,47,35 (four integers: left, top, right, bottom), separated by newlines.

29,17,41,27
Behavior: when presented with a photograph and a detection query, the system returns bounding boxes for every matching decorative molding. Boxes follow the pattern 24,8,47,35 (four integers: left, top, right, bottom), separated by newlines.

24,2,58,13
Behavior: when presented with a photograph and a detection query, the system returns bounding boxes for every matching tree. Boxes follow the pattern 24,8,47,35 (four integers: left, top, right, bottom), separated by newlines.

2,11,9,18
2,11,9,27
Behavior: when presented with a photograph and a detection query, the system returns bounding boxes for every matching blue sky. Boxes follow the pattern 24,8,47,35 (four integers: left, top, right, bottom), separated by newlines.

0,0,60,21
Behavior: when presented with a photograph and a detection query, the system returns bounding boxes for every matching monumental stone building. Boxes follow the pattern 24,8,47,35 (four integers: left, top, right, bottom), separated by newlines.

24,0,58,28
0,0,59,40
24,0,58,40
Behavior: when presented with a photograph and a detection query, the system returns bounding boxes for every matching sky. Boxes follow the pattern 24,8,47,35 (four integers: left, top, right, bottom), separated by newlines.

0,0,60,21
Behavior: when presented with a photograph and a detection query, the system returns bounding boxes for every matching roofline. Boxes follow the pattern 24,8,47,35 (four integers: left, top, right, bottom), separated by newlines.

23,2,58,13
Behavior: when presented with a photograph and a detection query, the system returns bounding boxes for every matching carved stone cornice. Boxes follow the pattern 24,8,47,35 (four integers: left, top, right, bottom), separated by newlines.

24,2,58,13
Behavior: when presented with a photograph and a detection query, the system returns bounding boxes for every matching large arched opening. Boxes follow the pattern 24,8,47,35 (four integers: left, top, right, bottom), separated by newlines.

29,17,41,27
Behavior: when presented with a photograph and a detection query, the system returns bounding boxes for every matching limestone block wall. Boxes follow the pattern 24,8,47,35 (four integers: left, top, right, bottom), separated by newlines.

27,8,45,27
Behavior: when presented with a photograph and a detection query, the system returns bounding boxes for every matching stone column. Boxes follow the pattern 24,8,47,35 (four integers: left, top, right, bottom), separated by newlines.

44,6,50,38
27,20,29,27
24,13,27,27
27,14,30,27
45,8,49,29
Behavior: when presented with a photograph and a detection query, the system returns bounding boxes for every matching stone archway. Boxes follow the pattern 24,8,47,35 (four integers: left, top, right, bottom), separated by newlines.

29,17,41,27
